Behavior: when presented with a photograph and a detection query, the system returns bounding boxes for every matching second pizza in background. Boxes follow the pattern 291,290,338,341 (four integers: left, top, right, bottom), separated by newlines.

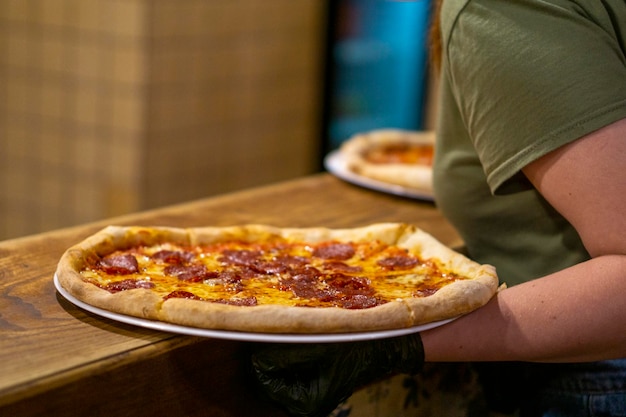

340,129,435,192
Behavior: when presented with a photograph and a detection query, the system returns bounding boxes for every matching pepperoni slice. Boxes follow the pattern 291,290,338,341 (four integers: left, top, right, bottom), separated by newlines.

283,279,333,300
414,288,439,297
327,274,374,296
217,270,244,283
104,279,154,293
377,255,419,270
339,294,380,309
279,267,327,299
250,260,290,275
151,250,194,264
252,255,310,275
312,243,355,260
322,261,363,273
97,254,139,275
164,290,203,300
164,264,209,282
274,255,309,266
219,249,262,266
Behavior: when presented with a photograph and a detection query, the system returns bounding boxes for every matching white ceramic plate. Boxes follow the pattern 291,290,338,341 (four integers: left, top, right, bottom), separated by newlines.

55,274,456,343
324,150,434,201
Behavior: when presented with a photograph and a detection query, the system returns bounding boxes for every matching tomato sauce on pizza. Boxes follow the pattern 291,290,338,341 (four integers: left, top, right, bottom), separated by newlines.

56,224,499,333
363,143,434,166
80,238,461,310
339,129,436,192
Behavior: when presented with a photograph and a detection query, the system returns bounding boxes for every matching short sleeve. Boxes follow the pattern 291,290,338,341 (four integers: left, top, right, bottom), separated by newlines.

445,0,626,193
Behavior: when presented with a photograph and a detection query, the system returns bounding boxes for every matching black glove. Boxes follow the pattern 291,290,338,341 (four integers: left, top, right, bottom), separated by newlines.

249,333,424,417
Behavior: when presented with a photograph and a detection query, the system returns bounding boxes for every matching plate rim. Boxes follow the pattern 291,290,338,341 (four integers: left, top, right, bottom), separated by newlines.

54,274,456,343
324,150,434,201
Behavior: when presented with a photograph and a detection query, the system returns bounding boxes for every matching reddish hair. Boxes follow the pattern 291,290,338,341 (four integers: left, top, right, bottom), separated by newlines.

428,0,443,72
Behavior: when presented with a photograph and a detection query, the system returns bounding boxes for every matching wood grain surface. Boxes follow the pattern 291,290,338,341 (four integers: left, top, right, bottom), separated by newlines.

0,174,460,416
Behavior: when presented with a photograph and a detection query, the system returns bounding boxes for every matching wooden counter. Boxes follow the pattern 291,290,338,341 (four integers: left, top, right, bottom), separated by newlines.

0,174,460,416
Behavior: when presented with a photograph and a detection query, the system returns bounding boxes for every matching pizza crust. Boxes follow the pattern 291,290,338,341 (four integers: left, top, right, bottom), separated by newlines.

55,224,499,334
160,298,412,334
55,226,191,320
341,129,435,191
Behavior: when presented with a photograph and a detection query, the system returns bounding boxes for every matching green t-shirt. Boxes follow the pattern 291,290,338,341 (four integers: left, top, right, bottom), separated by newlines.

433,0,626,286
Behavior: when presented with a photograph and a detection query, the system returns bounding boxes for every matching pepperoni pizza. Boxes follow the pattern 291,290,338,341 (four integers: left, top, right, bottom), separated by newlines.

55,223,499,334
341,129,435,191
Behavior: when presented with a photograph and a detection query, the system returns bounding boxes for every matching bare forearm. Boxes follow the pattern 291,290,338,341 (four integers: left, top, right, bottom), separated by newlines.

421,255,626,363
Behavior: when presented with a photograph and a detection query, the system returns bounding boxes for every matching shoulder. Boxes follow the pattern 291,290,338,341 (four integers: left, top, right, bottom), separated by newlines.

439,0,626,193
442,0,625,71
442,0,624,63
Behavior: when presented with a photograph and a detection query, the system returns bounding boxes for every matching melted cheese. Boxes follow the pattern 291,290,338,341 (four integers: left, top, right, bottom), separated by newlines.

364,143,434,166
81,239,460,308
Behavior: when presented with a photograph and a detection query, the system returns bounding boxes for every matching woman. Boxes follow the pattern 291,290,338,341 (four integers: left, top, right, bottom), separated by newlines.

424,0,626,414
252,1,626,415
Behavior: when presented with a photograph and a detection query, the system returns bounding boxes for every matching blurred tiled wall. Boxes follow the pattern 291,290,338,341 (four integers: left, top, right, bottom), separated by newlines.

0,0,325,240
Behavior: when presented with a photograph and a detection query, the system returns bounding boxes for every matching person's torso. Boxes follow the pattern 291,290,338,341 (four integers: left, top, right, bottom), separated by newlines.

433,0,626,285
